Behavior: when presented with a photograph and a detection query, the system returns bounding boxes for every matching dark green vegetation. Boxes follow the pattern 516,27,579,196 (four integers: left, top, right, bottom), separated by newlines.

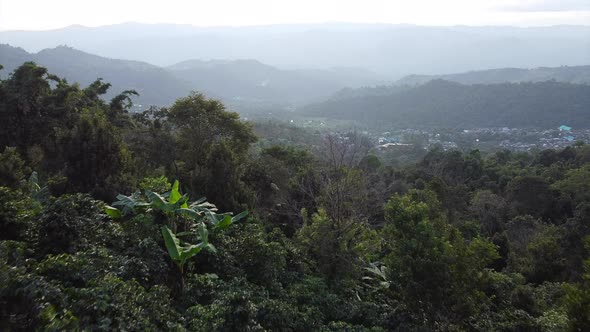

2,62,590,331
301,80,590,128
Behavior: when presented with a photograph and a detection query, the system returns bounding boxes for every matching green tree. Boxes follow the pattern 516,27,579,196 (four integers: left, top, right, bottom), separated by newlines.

564,237,590,332
297,208,380,285
0,62,51,150
507,175,557,220
0,147,30,188
167,92,257,209
381,189,499,327
553,165,590,208
470,189,507,236
62,111,131,200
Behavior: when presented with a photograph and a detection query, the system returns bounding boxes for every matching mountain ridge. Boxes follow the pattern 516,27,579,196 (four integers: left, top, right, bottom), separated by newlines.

0,44,382,107
2,23,588,76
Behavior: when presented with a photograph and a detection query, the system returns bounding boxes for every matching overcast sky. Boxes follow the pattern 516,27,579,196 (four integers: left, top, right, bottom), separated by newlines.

0,0,589,31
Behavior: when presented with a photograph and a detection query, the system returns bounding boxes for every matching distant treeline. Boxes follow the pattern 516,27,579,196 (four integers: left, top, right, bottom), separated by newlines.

300,80,590,128
396,65,590,86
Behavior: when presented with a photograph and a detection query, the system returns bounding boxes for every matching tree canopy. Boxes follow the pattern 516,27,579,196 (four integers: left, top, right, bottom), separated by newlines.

1,62,590,331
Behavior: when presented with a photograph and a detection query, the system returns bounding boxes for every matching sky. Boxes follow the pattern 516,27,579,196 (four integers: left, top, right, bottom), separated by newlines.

0,0,589,31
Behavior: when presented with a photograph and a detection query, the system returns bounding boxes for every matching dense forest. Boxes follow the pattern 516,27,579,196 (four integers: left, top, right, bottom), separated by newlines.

2,62,590,331
301,80,590,128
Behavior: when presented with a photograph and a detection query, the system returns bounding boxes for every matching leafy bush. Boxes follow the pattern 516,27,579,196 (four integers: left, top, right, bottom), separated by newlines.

37,194,124,256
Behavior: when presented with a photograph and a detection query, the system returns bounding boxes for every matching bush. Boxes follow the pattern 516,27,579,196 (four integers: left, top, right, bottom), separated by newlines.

0,187,39,241
37,194,123,256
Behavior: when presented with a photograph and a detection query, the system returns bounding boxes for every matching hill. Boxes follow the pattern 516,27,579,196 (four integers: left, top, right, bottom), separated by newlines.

396,66,590,86
1,23,589,78
0,44,192,106
167,59,380,103
0,44,381,107
299,80,590,128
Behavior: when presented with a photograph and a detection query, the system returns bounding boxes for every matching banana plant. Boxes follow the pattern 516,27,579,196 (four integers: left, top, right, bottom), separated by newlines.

22,171,49,202
107,180,247,230
161,223,216,273
107,179,248,293
362,262,391,291
108,190,149,215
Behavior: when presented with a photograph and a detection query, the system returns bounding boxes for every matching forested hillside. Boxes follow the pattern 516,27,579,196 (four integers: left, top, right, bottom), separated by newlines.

2,63,590,331
301,80,590,128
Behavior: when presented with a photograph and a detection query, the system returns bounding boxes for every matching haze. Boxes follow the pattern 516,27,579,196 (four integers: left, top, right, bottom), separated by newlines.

1,0,590,31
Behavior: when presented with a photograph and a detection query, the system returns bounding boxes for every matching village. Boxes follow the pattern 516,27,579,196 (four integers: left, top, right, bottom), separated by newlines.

373,125,590,152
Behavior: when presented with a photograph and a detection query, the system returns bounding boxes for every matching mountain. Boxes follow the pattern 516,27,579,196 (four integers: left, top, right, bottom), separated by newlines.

0,44,192,106
1,23,589,78
299,80,590,128
0,44,382,107
396,66,590,86
167,59,381,103
319,65,590,103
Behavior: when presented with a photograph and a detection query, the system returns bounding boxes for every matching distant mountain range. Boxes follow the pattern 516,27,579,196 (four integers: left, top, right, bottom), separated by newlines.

323,65,590,104
0,44,382,107
300,80,590,128
2,41,589,126
1,23,589,78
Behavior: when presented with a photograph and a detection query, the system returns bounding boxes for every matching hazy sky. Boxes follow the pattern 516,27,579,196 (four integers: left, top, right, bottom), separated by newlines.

1,0,589,30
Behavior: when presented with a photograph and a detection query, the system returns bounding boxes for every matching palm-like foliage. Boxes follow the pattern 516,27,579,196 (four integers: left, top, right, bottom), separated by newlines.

161,224,214,273
107,180,247,290
363,262,390,291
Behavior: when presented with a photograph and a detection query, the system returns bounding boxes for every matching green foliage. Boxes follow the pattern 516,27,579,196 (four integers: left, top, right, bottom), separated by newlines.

38,194,124,256
2,62,590,331
104,205,122,219
0,147,31,188
298,208,380,284
0,186,39,241
111,179,247,294
161,224,215,272
506,175,557,220
563,237,590,331
0,62,134,201
25,171,50,202
139,175,172,193
553,165,590,208
62,110,131,200
359,154,382,173
214,223,291,288
381,189,500,327
168,92,257,211
470,189,507,236
68,274,178,331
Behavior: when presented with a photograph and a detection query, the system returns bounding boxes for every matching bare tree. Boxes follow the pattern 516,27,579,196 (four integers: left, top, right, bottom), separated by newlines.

322,130,373,170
